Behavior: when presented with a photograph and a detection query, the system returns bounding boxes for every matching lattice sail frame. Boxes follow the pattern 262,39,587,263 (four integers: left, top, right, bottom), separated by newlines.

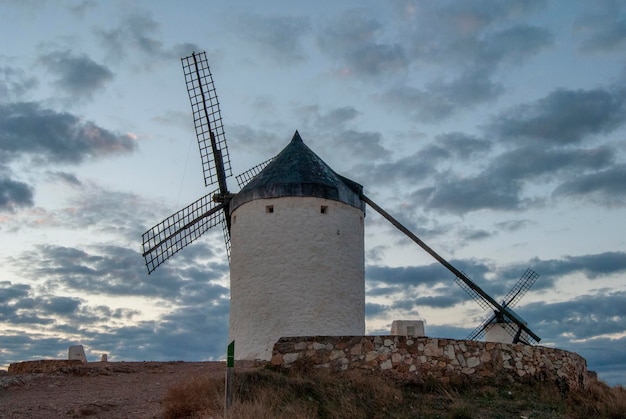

235,157,274,189
142,189,225,273
455,273,491,312
501,268,538,308
182,52,232,187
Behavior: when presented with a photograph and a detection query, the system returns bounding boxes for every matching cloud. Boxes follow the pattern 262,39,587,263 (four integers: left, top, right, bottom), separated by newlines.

96,14,163,60
234,14,311,64
317,106,360,129
0,174,34,212
367,259,491,289
381,86,458,123
488,88,626,145
39,50,113,98
458,227,491,241
365,302,391,317
476,24,553,68
0,281,81,325
0,277,230,364
576,2,626,53
528,251,626,280
431,69,504,104
554,164,626,206
352,143,447,186
413,144,616,214
47,171,82,187
525,291,626,340
409,1,551,65
0,65,38,101
40,295,81,315
491,145,615,180
95,14,201,64
414,173,525,214
381,3,552,121
317,8,408,77
0,102,136,164
332,130,392,162
495,219,531,232
381,71,502,121
228,125,284,158
67,0,97,17
12,243,229,301
350,131,491,190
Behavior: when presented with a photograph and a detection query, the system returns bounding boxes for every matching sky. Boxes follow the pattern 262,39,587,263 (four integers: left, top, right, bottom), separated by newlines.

1,0,625,386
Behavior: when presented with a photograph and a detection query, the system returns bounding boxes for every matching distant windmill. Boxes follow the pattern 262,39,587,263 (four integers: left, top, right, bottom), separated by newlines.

142,52,540,360
463,268,539,344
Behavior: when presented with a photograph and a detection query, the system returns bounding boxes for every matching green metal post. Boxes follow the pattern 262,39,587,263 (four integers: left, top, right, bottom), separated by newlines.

225,341,234,418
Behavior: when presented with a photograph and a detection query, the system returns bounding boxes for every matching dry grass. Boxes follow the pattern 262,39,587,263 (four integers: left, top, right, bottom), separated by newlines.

162,376,224,418
162,367,626,419
568,380,626,419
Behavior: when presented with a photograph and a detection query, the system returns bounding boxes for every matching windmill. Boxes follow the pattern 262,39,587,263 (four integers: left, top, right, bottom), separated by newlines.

463,268,539,344
142,51,540,360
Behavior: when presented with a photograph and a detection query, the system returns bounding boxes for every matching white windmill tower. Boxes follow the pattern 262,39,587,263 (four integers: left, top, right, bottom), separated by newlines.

142,52,541,361
228,132,365,359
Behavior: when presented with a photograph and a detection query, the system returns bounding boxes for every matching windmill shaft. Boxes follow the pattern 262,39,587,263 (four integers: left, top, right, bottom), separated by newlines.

211,132,229,195
191,52,229,196
361,194,540,343
142,199,230,257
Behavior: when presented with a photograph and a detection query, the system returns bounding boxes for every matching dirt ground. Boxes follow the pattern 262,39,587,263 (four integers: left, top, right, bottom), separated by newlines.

0,361,256,418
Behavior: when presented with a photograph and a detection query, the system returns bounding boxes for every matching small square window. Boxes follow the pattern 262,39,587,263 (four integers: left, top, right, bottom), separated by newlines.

320,205,328,214
265,205,274,213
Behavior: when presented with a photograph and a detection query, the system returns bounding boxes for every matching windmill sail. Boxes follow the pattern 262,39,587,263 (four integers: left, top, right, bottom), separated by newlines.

181,52,232,191
500,268,538,309
142,190,227,273
143,52,286,272
235,157,274,189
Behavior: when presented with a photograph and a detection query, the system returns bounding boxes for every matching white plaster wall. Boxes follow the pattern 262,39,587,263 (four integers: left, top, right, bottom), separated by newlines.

229,196,365,360
485,323,514,343
390,320,425,337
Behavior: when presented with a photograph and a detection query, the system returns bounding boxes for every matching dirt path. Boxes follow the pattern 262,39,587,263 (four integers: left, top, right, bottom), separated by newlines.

0,361,249,418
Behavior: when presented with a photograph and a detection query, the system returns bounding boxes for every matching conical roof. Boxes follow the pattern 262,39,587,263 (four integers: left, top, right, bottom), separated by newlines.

230,131,365,212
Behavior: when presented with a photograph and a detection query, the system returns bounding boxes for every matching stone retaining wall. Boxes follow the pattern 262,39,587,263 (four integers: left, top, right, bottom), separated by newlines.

272,336,589,390
8,360,85,375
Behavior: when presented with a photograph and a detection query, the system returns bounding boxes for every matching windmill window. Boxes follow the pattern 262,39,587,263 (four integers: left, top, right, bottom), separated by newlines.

320,205,328,214
265,205,274,213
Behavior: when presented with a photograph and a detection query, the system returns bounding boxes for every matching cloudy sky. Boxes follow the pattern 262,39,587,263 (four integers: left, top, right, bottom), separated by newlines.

1,0,625,385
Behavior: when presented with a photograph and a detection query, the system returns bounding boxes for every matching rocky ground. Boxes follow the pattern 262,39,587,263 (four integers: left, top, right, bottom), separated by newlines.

0,361,255,418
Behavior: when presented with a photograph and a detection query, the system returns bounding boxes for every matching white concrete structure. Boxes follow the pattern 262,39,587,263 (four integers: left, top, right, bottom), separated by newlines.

390,320,425,337
485,323,514,343
228,132,366,360
68,345,87,363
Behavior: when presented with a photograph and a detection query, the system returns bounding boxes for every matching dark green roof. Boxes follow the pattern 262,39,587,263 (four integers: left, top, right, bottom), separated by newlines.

230,131,365,212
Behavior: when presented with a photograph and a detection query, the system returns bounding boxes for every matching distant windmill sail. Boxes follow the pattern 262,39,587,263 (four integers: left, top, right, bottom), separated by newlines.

360,195,540,344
